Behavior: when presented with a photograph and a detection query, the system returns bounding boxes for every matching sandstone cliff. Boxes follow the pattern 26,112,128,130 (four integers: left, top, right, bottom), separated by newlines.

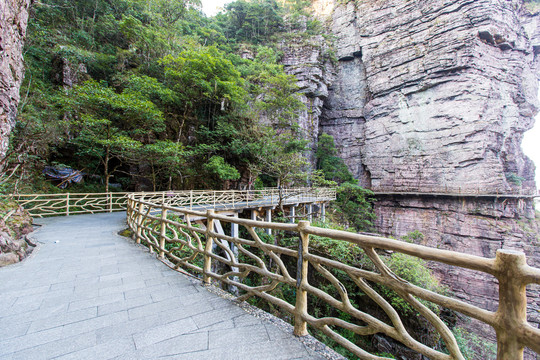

323,0,539,194
284,0,540,355
0,0,33,169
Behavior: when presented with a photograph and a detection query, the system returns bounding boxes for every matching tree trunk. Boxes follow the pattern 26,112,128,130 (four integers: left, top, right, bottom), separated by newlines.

104,147,110,193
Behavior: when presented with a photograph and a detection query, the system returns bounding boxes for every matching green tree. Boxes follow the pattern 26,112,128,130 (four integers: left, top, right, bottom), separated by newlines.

204,155,241,186
63,80,164,191
217,0,284,44
332,183,376,232
161,46,247,127
256,130,310,187
140,140,185,191
316,133,356,184
69,116,142,192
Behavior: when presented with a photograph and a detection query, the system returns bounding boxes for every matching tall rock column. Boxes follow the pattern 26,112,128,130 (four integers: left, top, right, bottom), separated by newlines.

279,28,335,165
0,0,33,169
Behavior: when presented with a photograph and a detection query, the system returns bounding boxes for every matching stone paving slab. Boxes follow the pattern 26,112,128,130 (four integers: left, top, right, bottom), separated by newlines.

0,213,331,360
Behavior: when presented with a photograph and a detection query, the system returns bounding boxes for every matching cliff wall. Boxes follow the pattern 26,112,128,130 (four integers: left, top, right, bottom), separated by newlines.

284,0,540,353
0,0,32,168
324,0,539,194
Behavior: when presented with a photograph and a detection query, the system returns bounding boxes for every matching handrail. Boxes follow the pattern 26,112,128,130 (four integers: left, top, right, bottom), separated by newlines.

125,193,540,360
3,188,336,217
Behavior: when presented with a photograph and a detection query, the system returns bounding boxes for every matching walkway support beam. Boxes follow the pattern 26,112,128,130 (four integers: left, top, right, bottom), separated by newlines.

203,209,215,284
265,209,272,235
290,205,296,224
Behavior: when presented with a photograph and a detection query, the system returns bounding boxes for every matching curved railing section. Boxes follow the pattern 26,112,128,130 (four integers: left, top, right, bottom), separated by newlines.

5,188,336,217
126,193,540,360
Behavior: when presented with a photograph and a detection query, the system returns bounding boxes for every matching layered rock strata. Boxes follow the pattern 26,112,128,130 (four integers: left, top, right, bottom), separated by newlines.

375,195,539,346
323,0,539,194
289,0,540,355
0,0,33,168
279,30,334,164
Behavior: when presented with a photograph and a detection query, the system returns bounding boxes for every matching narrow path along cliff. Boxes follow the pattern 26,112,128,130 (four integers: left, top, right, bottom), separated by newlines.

0,213,333,360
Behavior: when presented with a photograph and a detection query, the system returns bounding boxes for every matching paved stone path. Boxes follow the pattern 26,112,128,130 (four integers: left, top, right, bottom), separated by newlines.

0,213,326,360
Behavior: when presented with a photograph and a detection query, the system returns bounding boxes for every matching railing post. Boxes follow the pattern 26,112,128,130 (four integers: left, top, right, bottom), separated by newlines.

159,207,167,259
66,193,70,216
203,209,215,284
136,201,144,244
108,192,112,212
190,190,193,210
294,220,310,336
126,198,131,223
494,249,528,360
213,191,216,209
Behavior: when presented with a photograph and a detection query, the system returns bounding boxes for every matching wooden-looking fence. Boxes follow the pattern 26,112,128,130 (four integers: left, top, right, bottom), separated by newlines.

126,193,540,360
6,188,337,217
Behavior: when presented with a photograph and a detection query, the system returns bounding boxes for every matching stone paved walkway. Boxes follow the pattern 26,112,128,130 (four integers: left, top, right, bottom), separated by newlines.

0,213,326,360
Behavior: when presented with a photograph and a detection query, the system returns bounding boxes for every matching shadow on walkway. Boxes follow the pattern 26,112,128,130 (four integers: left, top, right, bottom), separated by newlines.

0,213,334,360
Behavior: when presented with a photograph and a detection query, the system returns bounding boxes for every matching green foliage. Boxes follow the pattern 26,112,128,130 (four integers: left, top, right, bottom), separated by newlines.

375,353,396,360
401,230,424,243
331,183,376,232
505,172,526,186
381,253,443,315
316,133,356,184
13,0,330,193
255,130,310,187
61,80,166,190
216,0,284,44
140,140,185,190
161,46,247,119
451,327,497,360
204,155,241,181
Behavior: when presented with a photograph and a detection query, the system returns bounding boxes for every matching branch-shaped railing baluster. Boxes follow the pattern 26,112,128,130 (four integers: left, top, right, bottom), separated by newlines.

121,193,540,360
5,188,335,217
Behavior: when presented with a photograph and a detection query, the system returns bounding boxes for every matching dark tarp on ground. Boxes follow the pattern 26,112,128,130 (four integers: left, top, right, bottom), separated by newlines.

43,167,83,188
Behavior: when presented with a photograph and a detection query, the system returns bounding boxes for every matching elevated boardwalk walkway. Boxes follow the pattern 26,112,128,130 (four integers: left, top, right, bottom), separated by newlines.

0,213,333,360
3,188,539,359
372,191,539,199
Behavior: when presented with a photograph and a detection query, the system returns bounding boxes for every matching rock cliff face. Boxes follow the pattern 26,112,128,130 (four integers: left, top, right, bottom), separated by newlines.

279,30,334,164
0,200,35,267
323,0,539,194
282,0,540,353
0,0,33,168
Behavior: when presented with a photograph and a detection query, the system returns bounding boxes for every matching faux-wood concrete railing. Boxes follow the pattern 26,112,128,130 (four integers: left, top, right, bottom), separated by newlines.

5,188,336,217
126,193,540,360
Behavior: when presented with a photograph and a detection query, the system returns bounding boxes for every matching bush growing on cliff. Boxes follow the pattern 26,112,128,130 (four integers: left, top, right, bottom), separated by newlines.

331,183,376,232
524,0,540,13
316,133,356,184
